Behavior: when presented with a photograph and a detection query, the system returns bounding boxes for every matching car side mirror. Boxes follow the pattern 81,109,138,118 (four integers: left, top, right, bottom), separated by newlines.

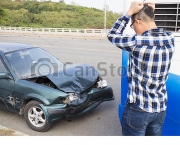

0,72,13,80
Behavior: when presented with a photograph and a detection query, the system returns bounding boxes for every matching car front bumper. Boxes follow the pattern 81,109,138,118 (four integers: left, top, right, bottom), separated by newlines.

40,86,114,124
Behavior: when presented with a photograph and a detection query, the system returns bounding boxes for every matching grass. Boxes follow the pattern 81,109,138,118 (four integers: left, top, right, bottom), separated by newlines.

0,126,26,136
0,128,17,136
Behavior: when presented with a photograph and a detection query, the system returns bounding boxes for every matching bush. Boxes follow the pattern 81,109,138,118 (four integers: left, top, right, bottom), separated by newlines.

0,1,121,29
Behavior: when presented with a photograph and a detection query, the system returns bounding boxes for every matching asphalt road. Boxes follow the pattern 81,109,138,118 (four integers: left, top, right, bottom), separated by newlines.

0,33,123,136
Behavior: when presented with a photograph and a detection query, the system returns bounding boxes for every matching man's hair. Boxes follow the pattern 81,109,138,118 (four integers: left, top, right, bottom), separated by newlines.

131,4,154,22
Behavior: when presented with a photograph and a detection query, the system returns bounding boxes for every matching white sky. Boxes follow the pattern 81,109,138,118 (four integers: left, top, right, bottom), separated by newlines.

52,0,124,13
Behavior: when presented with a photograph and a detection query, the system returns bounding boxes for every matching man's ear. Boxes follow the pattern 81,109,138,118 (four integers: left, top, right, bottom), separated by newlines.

135,19,141,24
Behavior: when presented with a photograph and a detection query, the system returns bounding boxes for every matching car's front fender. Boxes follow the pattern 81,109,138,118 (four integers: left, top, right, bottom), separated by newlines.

15,79,69,105
26,93,51,105
39,104,67,123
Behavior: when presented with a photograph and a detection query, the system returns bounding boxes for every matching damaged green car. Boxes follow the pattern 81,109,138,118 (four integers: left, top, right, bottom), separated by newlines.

0,42,114,132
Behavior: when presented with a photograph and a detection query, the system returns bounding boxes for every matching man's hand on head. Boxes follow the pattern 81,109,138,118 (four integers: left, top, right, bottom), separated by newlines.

144,1,155,12
127,0,144,16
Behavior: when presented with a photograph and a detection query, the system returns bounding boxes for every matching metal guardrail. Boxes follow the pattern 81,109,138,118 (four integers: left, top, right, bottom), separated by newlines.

1,26,180,38
0,26,109,37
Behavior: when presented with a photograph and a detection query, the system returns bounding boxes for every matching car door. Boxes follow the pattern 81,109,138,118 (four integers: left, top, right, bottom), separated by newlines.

0,57,15,112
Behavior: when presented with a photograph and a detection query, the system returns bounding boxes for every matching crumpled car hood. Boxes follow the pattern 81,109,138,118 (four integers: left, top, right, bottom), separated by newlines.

46,64,99,93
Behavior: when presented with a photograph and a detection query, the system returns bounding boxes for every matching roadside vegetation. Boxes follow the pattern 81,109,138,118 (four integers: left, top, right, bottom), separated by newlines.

0,0,121,29
0,128,16,136
0,127,25,136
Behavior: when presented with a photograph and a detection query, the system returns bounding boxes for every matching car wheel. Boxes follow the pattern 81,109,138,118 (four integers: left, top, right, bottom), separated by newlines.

24,100,51,132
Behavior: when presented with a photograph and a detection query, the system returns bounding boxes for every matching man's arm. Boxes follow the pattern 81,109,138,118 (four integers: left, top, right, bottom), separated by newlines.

107,14,136,52
107,1,144,52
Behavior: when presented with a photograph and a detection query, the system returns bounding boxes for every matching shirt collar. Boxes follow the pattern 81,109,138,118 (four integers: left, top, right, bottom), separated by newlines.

142,28,164,35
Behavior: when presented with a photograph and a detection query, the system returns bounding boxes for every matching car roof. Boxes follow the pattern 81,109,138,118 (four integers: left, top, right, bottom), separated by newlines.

0,42,36,53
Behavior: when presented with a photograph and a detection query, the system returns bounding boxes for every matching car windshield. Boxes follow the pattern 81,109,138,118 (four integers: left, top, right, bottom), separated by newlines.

5,48,63,79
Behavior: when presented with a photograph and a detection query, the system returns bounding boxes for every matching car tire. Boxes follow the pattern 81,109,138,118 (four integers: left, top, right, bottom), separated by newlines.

24,100,51,132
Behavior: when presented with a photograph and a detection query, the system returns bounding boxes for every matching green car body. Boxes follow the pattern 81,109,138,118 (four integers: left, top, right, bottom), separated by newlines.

0,42,114,132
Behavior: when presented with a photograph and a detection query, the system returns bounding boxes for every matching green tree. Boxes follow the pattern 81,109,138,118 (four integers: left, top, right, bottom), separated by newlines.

59,0,64,3
0,6,6,25
0,1,121,28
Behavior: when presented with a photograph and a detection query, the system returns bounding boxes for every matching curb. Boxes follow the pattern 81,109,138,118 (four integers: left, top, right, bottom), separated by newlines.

0,31,107,40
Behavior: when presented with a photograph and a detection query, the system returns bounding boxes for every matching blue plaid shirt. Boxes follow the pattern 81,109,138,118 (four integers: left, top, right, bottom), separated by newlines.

108,14,175,113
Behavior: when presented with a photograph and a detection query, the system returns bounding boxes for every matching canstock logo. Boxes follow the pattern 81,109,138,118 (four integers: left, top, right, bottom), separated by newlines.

63,62,98,77
97,62,127,77
64,62,128,77
31,58,58,77
31,59,128,78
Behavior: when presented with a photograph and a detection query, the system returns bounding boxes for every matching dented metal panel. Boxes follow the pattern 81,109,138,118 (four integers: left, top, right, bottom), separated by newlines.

47,63,99,93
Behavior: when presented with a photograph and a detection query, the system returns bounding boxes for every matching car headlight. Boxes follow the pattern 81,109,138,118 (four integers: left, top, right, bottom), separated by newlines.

97,80,107,88
68,93,79,102
62,93,80,104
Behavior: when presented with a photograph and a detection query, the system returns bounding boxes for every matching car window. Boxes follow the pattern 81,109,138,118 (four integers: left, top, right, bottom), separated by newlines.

0,58,7,73
6,51,32,79
5,48,63,79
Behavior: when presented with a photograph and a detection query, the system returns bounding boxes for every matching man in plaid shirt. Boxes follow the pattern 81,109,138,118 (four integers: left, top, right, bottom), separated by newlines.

108,1,175,136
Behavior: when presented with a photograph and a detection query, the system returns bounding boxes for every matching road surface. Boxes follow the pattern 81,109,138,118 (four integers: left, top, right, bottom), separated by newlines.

0,33,123,136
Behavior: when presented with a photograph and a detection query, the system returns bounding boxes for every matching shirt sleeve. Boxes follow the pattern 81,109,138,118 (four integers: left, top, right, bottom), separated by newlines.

107,14,136,52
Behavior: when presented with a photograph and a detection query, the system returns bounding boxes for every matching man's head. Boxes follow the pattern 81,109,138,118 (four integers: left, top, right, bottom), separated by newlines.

130,4,156,34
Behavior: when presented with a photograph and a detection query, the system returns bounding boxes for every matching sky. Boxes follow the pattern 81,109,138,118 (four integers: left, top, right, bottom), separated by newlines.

52,0,124,13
